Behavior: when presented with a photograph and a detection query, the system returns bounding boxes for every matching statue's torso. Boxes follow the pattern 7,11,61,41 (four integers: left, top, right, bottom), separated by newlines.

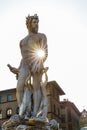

20,33,46,65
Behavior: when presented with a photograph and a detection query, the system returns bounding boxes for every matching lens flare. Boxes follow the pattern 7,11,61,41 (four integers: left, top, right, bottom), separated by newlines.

37,49,45,58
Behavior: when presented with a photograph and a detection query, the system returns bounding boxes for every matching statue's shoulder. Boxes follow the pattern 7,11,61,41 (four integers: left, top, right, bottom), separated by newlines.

38,33,47,39
21,35,29,42
20,35,29,46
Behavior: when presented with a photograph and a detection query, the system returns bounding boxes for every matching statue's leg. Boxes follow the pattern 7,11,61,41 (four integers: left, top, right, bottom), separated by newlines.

16,65,29,107
19,102,26,117
16,78,25,107
19,87,32,118
32,72,42,117
38,72,48,119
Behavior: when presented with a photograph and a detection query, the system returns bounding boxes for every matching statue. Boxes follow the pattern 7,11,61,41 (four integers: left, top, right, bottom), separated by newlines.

7,14,48,119
2,14,59,130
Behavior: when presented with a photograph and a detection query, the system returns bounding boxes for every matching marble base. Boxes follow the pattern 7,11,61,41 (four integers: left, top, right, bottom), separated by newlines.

2,115,59,130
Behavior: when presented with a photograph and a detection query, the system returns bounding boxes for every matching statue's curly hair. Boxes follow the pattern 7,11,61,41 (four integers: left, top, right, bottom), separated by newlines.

26,14,39,28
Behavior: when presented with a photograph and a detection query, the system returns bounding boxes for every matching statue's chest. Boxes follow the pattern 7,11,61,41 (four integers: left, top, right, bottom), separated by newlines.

29,37,40,44
22,35,42,50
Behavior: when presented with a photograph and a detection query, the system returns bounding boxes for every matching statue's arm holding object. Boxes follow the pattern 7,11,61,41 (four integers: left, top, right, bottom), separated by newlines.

7,60,22,79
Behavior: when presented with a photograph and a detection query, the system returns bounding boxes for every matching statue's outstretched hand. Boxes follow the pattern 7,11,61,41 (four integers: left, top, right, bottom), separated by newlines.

7,64,19,79
7,64,18,74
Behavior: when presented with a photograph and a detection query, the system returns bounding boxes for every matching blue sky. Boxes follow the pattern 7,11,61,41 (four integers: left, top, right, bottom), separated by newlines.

0,0,87,112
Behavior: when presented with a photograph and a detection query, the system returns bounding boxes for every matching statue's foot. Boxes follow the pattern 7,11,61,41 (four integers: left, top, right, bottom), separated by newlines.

37,117,46,122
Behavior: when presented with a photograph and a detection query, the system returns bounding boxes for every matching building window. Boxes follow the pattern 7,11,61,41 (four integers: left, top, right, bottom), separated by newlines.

0,110,2,119
57,95,59,101
6,108,12,117
68,124,72,130
54,104,56,113
0,96,2,103
62,127,66,130
61,114,66,123
58,108,60,115
61,105,65,109
67,109,72,122
7,95,12,102
0,126,2,130
16,107,19,114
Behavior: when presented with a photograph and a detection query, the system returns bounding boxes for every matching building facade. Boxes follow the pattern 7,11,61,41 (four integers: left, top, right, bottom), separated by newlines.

60,99,81,130
0,88,18,129
47,81,65,124
80,109,87,129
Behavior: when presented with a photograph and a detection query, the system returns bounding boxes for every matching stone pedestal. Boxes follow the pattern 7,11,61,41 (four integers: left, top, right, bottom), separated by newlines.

28,126,47,130
2,115,59,130
16,125,48,130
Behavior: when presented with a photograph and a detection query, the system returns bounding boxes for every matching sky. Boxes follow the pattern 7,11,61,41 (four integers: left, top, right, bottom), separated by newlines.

0,0,87,112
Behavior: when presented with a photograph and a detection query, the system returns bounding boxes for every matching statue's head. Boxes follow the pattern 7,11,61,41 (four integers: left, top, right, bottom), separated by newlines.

26,14,39,33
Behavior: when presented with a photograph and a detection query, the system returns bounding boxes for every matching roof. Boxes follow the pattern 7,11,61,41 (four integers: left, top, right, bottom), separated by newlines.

60,100,81,115
0,88,16,94
47,80,65,95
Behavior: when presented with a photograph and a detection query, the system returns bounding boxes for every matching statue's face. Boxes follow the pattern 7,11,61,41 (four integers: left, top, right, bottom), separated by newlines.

30,18,39,33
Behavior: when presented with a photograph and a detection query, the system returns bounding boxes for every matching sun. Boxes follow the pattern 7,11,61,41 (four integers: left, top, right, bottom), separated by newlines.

37,49,45,58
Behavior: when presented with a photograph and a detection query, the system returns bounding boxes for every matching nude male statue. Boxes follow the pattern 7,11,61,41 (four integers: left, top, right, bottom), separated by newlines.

8,14,48,118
